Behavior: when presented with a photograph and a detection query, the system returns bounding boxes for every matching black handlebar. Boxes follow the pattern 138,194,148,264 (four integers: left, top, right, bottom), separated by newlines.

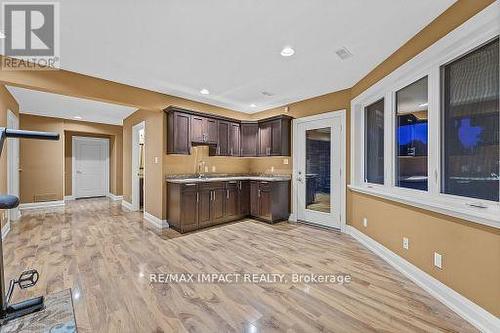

4,129,59,141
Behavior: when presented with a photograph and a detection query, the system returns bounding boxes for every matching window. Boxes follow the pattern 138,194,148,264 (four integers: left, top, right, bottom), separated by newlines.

365,99,384,184
395,77,428,191
442,38,499,202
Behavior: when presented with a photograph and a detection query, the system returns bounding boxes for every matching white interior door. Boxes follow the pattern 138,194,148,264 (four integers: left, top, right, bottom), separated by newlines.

295,115,343,228
73,137,109,199
7,110,20,221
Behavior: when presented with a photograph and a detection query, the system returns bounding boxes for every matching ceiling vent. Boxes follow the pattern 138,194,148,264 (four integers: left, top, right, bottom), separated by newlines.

335,47,353,60
261,91,274,97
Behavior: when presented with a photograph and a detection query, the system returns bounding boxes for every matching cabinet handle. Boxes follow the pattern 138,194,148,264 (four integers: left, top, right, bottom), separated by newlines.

210,191,213,201
196,192,199,202
227,189,229,199
213,191,216,201
266,147,271,155
258,189,261,197
239,182,242,190
260,181,268,184
185,183,197,186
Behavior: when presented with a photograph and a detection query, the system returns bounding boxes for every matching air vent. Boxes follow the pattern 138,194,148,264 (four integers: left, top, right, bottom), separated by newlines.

335,47,353,60
261,91,274,97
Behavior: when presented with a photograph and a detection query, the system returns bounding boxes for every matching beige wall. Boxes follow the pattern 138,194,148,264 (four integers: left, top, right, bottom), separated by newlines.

20,114,123,203
0,85,20,228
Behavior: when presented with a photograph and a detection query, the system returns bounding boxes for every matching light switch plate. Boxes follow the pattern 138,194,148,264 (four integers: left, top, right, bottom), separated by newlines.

403,237,409,250
434,252,442,269
363,218,368,228
283,159,289,165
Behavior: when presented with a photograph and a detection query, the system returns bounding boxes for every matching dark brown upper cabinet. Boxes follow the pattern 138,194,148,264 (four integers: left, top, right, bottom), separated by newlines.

229,122,240,156
165,107,291,157
191,115,218,144
167,111,191,154
258,116,291,156
240,122,258,156
217,121,229,156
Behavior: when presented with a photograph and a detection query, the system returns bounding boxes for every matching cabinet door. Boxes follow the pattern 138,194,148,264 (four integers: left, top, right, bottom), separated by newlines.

270,119,282,155
250,181,260,217
191,115,205,143
211,188,226,224
229,123,240,156
217,121,229,156
240,123,258,156
181,190,198,232
239,181,250,216
225,184,239,220
198,190,212,228
206,118,218,144
172,112,191,154
259,187,272,220
258,122,272,156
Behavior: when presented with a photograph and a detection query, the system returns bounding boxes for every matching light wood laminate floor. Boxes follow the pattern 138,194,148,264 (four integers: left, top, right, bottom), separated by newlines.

3,198,477,332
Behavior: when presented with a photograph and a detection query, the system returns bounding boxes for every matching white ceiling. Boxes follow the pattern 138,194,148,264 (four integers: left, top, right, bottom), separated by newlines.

7,86,137,125
7,0,456,116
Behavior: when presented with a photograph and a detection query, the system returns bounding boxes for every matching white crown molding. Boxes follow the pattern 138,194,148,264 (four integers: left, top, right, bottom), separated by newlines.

121,200,134,211
106,193,123,201
143,211,169,229
345,225,500,333
19,200,65,211
1,220,11,240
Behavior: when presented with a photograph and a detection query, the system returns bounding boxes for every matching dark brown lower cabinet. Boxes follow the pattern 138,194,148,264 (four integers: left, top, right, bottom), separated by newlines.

168,179,290,233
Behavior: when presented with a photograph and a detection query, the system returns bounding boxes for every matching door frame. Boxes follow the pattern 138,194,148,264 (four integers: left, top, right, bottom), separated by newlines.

291,110,347,232
7,110,20,222
72,136,110,199
131,121,145,211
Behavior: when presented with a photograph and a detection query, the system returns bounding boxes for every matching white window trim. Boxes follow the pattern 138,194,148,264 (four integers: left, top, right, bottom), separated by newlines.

350,2,500,229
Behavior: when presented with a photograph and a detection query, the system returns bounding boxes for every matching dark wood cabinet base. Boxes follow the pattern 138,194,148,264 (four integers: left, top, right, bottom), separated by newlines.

167,179,290,233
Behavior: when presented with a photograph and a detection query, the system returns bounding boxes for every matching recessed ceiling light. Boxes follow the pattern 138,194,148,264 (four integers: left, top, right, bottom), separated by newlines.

280,46,295,57
250,104,257,108
200,88,210,95
74,116,82,120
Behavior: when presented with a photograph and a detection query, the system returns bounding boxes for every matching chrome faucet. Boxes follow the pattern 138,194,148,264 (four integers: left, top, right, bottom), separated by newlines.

197,161,206,178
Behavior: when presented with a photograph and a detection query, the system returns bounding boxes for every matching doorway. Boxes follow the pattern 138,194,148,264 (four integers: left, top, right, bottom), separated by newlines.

131,122,145,211
72,136,109,198
293,110,346,230
7,110,20,222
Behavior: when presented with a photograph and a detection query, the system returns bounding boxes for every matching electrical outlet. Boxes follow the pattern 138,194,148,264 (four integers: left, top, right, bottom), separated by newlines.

154,156,159,164
212,166,216,172
363,218,368,228
271,166,275,173
434,252,442,269
283,158,289,165
402,237,409,250
204,166,208,172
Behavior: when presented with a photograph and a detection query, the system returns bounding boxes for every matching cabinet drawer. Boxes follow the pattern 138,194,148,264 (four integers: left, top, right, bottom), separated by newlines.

181,183,199,192
199,181,224,191
259,181,271,191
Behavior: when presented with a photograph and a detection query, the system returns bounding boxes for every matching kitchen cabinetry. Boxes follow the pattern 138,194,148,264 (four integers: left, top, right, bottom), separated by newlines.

250,180,290,222
167,179,290,233
258,116,291,156
240,122,258,156
165,107,291,157
166,111,191,154
191,116,218,144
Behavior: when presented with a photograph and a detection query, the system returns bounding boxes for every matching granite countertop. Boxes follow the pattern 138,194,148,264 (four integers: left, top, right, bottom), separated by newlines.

166,174,291,184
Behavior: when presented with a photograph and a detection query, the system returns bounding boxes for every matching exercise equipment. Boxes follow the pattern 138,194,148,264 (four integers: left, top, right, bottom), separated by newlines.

0,127,59,324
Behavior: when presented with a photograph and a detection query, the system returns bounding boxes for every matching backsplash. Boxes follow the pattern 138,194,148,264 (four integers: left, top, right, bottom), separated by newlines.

164,145,292,176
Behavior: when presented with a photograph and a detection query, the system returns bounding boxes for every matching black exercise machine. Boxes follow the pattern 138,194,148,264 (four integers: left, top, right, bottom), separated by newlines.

0,127,59,324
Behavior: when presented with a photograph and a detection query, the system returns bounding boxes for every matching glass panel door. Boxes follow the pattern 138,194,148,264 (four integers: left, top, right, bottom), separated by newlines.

305,128,331,213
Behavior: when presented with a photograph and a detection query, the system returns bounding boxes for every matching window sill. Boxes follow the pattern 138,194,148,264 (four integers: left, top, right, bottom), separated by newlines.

348,185,500,229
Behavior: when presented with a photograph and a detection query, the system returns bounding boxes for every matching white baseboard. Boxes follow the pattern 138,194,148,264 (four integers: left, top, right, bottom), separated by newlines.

143,211,169,229
107,193,123,201
288,213,297,222
1,220,11,240
19,200,65,211
121,200,133,211
64,195,75,201
345,225,500,333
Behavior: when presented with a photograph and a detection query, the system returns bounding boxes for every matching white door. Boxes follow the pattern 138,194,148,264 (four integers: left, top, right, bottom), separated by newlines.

73,137,109,199
295,114,344,228
7,110,20,221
